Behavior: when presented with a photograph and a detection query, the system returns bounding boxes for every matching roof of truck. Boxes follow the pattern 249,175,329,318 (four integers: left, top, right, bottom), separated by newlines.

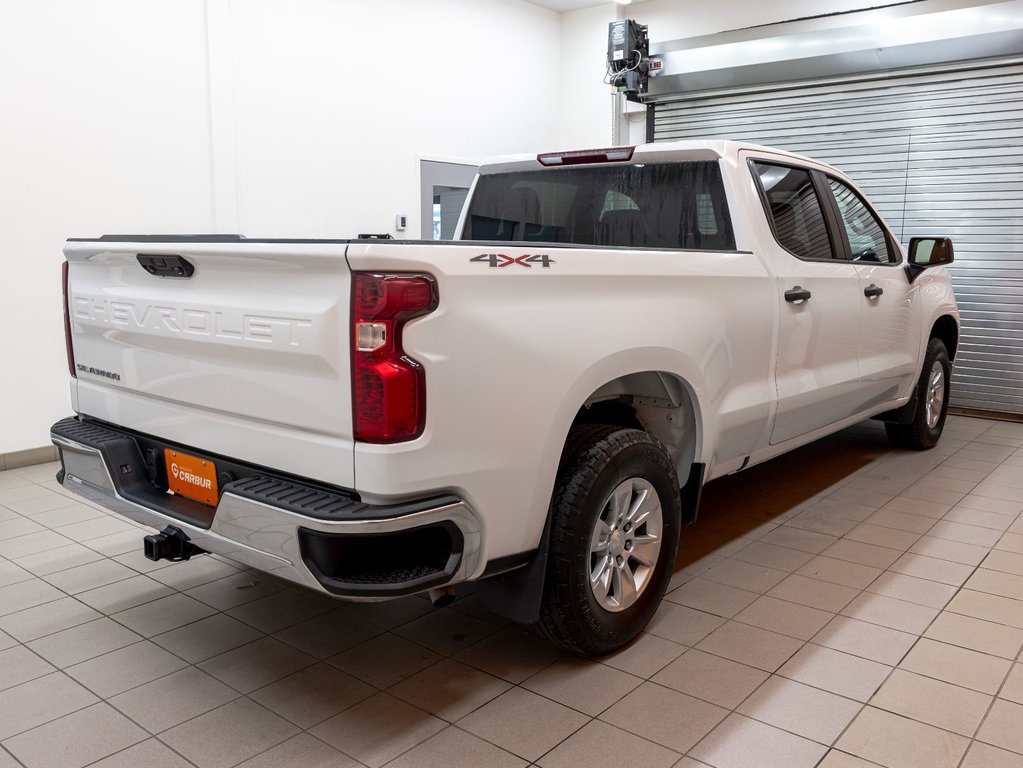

477,140,828,175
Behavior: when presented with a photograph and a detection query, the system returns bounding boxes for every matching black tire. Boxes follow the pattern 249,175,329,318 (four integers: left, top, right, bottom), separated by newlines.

885,338,951,450
535,424,681,656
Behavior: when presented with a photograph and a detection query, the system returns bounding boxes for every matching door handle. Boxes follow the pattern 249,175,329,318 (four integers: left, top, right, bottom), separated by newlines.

864,284,884,299
784,286,812,304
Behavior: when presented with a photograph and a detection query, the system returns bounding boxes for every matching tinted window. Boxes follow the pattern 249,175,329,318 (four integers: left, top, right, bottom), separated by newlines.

754,162,834,261
462,162,736,250
828,178,897,264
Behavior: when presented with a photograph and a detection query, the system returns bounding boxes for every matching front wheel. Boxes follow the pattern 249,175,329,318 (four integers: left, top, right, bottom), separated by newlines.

885,338,951,450
535,425,681,656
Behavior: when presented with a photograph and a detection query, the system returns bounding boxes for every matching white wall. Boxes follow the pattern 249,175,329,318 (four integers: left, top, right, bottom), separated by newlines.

0,0,214,455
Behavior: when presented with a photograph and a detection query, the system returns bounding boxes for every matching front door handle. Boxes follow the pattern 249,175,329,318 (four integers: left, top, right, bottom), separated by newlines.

784,286,812,303
864,284,884,299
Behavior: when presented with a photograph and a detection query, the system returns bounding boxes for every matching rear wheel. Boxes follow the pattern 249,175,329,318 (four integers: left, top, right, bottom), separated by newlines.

885,338,951,450
535,425,681,656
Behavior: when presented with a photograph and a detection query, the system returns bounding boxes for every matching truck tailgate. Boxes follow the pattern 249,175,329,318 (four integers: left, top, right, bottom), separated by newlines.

65,239,355,488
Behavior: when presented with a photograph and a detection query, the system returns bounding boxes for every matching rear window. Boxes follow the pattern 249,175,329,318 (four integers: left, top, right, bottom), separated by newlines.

462,161,736,251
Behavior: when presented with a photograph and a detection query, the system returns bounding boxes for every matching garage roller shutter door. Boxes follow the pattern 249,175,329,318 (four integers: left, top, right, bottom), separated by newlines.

654,62,1023,415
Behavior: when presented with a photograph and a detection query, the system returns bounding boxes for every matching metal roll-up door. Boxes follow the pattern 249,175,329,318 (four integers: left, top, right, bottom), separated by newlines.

654,62,1023,416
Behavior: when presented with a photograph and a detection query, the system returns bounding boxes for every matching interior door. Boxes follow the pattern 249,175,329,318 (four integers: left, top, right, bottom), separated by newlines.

824,176,922,407
749,160,866,445
420,159,478,240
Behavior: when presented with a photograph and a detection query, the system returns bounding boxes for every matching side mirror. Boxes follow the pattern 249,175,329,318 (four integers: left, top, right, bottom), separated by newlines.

906,237,954,282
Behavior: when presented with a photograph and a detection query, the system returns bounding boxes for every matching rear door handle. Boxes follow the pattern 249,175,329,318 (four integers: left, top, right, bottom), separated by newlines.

784,286,812,303
864,284,884,299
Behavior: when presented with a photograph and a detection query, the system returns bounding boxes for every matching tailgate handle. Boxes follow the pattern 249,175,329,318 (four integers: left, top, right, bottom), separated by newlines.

137,254,195,278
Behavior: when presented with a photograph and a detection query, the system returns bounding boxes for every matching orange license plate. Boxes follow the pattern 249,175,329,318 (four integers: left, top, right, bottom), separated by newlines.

165,449,219,506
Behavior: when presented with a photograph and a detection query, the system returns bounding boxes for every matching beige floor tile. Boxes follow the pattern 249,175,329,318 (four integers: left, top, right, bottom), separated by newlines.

840,592,939,634
234,733,361,768
924,612,1023,659
768,574,860,611
271,607,381,660
389,658,510,723
56,516,138,542
0,672,98,740
665,577,759,618
997,532,1023,555
66,641,187,698
696,621,803,673
108,666,238,733
779,644,891,702
0,579,64,618
385,726,525,768
0,560,31,589
697,558,789,593
600,681,727,753
978,699,1023,756
867,509,937,534
962,742,1023,768
784,509,860,537
645,602,725,646
947,590,1023,629
112,593,216,637
652,648,768,708
911,536,990,566
836,706,968,768
899,637,1011,695
152,613,264,664
538,719,679,768
311,692,444,768
148,557,241,592
0,596,102,644
198,637,315,694
845,522,922,550
0,646,55,692
889,553,973,586
871,668,991,736
999,664,1023,705
2,702,146,768
945,507,1017,531
458,687,587,762
984,550,1023,576
27,617,141,667
454,626,564,684
738,675,862,745
760,526,837,554
225,589,334,634
248,662,374,728
41,558,135,595
27,503,105,529
392,607,498,656
88,738,195,768
341,595,435,631
884,496,952,519
328,633,443,689
731,541,815,572
0,517,45,540
796,556,882,589
734,595,833,640
812,616,916,666
161,698,300,768
522,657,642,716
930,520,1003,547
183,571,283,612
690,712,828,768
822,539,902,569
76,574,174,614
598,631,686,678
818,750,891,767
865,572,957,609
967,569,1023,601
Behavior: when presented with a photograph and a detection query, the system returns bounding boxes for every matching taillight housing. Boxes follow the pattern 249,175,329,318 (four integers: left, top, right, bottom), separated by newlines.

351,272,438,443
62,260,76,378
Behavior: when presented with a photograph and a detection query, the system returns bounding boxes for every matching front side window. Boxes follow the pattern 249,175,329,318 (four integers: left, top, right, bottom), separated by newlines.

753,162,835,261
462,161,736,250
828,178,897,264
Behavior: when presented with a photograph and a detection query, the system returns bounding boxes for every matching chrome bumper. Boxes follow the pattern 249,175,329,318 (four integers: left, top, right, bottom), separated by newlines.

52,430,481,599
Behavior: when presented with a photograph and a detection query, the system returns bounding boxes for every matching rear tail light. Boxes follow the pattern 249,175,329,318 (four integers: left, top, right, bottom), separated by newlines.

351,273,438,443
62,261,76,378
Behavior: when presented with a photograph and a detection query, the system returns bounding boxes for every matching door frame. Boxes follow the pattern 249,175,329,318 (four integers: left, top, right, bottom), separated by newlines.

418,156,479,240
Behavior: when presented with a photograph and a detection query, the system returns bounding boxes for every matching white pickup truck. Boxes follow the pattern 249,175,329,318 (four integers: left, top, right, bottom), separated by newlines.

52,141,959,655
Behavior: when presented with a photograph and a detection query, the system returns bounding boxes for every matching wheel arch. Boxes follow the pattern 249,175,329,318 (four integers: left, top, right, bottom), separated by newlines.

930,314,959,361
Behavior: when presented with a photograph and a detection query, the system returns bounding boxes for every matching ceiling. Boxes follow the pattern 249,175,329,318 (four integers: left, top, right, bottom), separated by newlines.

526,0,621,12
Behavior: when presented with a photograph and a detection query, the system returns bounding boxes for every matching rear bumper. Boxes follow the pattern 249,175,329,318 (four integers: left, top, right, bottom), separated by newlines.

51,417,481,599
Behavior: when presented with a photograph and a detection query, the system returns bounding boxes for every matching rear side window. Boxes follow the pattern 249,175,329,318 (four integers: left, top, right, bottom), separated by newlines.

753,162,835,261
462,161,736,250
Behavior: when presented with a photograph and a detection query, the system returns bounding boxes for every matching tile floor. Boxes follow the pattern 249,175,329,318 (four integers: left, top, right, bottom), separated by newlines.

0,415,1022,767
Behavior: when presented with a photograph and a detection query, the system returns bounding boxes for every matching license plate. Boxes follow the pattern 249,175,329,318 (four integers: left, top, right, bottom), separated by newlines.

165,449,219,506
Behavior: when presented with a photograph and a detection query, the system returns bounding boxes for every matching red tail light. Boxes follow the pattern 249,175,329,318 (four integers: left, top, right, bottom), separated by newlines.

351,273,438,443
62,260,77,378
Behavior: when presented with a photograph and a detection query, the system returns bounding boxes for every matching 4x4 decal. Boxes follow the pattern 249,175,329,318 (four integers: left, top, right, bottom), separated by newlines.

470,253,554,268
